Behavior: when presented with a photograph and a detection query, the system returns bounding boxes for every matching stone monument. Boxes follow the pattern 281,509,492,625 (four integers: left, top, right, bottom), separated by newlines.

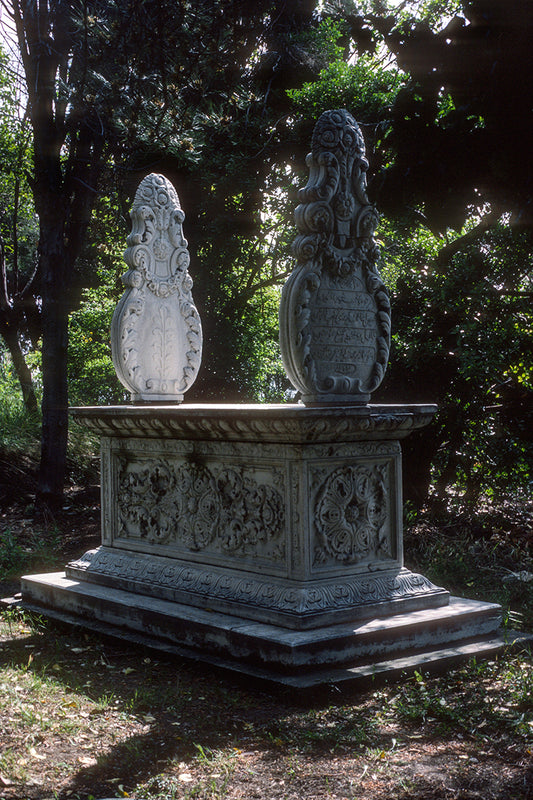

279,109,390,404
20,115,509,688
111,173,202,403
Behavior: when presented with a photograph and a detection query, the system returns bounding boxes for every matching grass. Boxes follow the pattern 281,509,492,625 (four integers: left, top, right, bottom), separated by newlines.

0,375,41,456
1,528,533,799
389,660,533,737
0,526,63,581
1,595,533,799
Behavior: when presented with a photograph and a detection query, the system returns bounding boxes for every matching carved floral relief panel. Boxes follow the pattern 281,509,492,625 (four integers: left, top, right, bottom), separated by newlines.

311,457,398,571
111,454,287,568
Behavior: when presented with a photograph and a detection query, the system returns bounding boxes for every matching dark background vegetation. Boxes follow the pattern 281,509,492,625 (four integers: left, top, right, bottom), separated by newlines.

0,0,531,512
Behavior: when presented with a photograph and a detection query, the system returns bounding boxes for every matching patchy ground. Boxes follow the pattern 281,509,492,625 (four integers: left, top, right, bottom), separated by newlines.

1,612,533,800
1,451,533,800
0,449,100,601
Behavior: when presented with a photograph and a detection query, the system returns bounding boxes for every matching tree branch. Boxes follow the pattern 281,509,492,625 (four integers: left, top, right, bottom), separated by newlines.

432,209,501,270
238,268,292,304
0,233,10,313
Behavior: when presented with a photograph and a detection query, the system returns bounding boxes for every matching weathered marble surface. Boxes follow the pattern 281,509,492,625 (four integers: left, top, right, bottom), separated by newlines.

279,110,390,405
111,174,202,403
21,576,503,687
64,403,447,629
19,109,507,684
21,399,506,682
70,402,437,442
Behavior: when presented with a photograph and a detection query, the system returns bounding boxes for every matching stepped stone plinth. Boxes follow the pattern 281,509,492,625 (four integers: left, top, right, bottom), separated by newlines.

22,399,507,685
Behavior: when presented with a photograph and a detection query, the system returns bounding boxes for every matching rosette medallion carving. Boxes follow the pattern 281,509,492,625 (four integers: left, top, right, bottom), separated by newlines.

314,463,392,565
111,174,202,402
279,110,391,404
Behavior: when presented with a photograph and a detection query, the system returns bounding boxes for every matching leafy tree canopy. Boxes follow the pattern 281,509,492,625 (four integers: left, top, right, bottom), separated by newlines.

0,0,531,509
365,0,533,231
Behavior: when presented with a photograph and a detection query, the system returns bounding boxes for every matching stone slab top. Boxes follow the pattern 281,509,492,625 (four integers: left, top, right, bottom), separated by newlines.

70,402,437,443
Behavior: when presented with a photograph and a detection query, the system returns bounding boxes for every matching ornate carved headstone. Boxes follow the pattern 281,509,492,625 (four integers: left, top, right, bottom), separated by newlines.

279,109,391,404
111,174,202,403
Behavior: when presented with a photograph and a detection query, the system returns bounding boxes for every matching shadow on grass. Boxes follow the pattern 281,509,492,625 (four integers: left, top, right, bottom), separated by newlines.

1,613,533,800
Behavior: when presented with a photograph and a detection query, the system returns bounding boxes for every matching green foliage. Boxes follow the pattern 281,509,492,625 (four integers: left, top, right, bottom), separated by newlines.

0,44,40,412
280,1,533,504
292,17,347,63
377,0,533,230
0,45,37,279
68,188,128,404
379,218,533,502
404,505,533,626
191,167,295,401
288,54,403,122
69,282,123,405
0,527,62,580
0,353,41,452
1,0,530,508
386,0,463,31
0,341,100,486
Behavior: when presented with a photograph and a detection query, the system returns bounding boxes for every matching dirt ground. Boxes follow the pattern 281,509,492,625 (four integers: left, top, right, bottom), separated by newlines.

1,609,532,800
0,449,100,600
1,451,533,800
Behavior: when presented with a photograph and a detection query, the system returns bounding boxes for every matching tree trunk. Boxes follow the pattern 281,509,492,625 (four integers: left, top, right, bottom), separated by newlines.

37,225,70,508
38,304,69,507
0,323,38,414
0,233,38,414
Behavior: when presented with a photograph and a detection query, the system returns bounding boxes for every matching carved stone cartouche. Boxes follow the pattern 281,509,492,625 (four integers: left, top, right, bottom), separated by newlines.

279,109,391,404
111,173,202,402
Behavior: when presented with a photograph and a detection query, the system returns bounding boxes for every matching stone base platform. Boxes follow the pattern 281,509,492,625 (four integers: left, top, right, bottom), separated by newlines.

19,403,518,687
21,571,508,688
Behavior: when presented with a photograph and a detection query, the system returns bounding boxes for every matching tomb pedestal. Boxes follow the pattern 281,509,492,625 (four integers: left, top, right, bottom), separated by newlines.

21,403,505,687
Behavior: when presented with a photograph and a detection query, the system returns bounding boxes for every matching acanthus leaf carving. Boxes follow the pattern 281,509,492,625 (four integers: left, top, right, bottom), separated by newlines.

117,458,286,562
67,548,444,622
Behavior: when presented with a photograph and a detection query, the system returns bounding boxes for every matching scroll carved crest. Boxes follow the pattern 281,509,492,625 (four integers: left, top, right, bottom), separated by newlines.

279,110,391,404
111,174,202,402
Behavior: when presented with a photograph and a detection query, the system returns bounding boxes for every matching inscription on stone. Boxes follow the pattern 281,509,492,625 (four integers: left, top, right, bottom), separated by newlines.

309,271,379,383
312,328,377,346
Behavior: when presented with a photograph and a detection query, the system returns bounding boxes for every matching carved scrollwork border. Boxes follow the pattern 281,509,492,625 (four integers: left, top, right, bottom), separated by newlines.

67,549,445,620
110,173,202,400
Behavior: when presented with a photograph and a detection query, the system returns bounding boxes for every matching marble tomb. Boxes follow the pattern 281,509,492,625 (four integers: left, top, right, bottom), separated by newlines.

21,112,509,687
